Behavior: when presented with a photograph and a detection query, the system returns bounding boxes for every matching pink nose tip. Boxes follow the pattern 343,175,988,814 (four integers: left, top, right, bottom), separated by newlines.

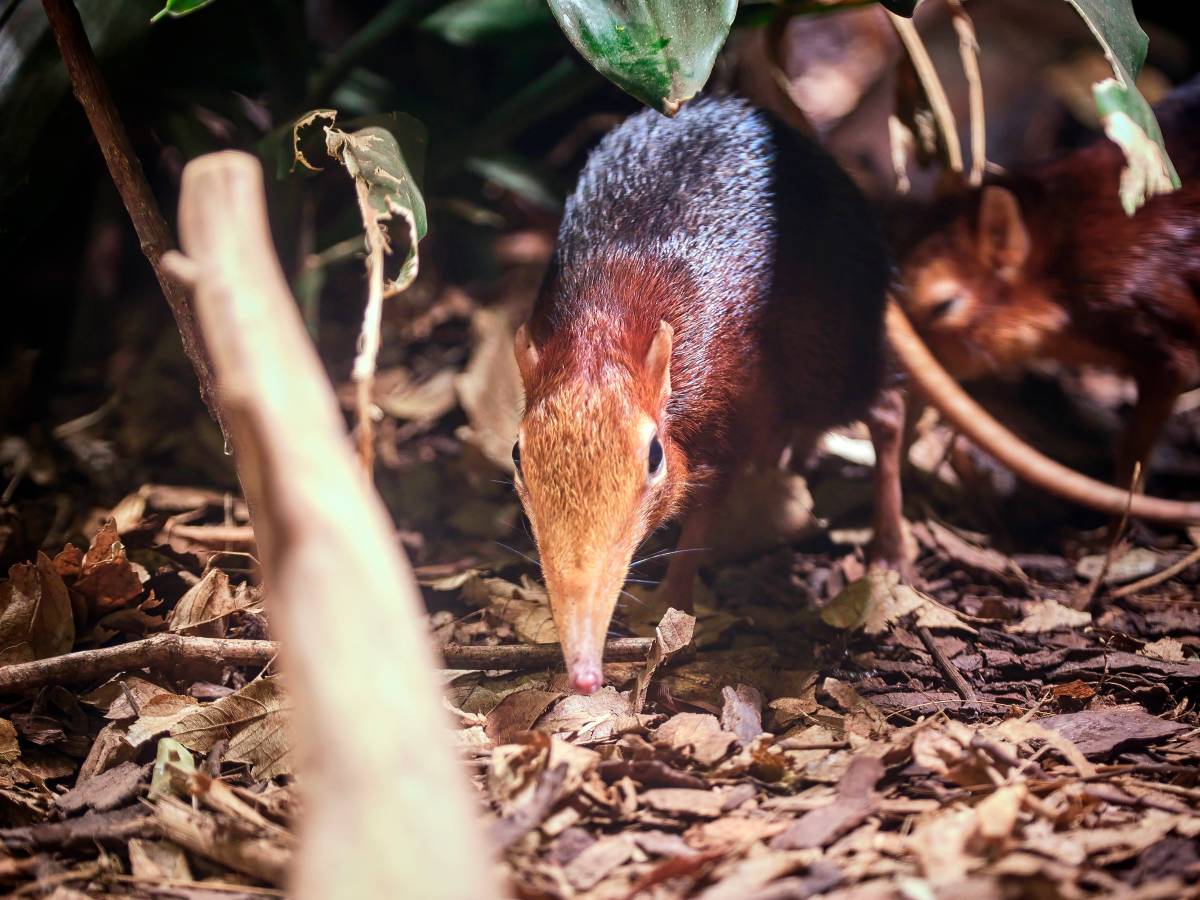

570,664,603,695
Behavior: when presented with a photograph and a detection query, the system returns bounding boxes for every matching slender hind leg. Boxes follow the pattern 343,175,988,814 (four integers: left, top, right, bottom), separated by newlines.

1115,374,1182,493
661,501,717,615
866,387,915,574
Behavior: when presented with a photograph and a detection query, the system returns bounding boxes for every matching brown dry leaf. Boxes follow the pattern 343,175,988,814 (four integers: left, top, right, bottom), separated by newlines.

721,684,765,745
1066,809,1182,861
1036,707,1186,759
80,675,174,720
821,678,888,739
633,607,695,712
564,834,636,891
685,816,786,853
640,787,727,818
455,307,523,472
911,721,992,786
968,783,1026,851
446,670,554,716
990,719,1094,777
535,687,639,743
821,570,973,636
770,754,884,850
697,851,829,900
489,735,599,817
125,693,201,747
908,804,977,880
72,520,144,614
171,677,293,780
167,568,262,636
459,573,558,644
917,519,1028,582
1010,598,1092,634
653,713,738,767
52,544,84,580
1076,547,1162,584
0,553,74,664
489,762,569,852
1140,637,1185,662
0,718,19,763
128,838,192,881
54,761,145,815
484,689,563,744
79,722,135,781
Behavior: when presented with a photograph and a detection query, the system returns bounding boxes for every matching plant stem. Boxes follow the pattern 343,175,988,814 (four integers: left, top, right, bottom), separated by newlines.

40,0,229,444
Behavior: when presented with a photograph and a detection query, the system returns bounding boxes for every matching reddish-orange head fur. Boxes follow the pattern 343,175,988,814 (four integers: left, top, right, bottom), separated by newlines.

898,186,1068,378
513,315,687,694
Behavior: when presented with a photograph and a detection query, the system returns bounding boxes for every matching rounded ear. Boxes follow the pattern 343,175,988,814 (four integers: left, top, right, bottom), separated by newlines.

514,324,540,388
977,186,1030,279
644,320,673,406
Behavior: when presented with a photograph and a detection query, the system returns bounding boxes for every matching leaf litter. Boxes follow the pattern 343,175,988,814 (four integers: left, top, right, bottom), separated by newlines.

3,273,1200,898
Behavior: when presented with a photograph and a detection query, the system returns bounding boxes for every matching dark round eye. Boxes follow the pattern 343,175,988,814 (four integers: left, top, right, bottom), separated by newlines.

511,441,522,475
647,435,664,477
929,296,963,321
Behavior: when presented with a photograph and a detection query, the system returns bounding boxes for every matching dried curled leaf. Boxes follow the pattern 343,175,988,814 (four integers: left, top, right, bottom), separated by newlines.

167,568,263,636
170,677,293,780
293,109,427,296
821,570,974,635
0,553,74,665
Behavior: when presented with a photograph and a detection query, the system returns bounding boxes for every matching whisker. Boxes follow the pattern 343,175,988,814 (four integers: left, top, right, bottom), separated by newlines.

492,541,541,569
618,588,646,608
629,546,710,569
623,577,659,586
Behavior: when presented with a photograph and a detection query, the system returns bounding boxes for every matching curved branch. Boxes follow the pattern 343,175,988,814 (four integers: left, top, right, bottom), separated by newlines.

887,301,1200,524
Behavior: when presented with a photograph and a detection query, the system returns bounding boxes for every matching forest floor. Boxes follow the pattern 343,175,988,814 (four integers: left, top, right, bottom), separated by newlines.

1,263,1199,899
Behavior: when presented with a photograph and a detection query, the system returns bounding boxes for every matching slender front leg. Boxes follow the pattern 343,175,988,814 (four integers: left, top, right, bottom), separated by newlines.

661,502,717,614
866,387,914,574
1115,374,1182,492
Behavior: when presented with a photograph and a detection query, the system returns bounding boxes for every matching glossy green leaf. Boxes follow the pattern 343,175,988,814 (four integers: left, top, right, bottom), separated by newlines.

422,0,553,45
150,0,218,24
547,0,737,114
1062,0,1180,213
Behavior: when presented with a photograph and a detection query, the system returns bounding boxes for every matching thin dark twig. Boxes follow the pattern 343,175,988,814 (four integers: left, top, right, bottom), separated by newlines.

40,0,228,443
917,625,977,703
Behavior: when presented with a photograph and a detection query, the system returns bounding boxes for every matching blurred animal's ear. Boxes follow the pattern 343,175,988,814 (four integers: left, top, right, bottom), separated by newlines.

977,186,1030,279
514,324,540,389
644,320,673,407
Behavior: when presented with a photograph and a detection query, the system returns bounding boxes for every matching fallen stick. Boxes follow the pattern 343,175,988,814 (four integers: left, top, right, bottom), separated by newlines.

0,634,277,693
1109,545,1200,599
916,625,977,703
166,151,497,900
0,635,654,694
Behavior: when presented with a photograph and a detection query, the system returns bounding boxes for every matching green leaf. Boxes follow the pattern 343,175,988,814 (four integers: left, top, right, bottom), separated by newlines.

422,0,553,45
150,0,218,24
293,110,429,295
1061,0,1180,214
547,0,737,114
